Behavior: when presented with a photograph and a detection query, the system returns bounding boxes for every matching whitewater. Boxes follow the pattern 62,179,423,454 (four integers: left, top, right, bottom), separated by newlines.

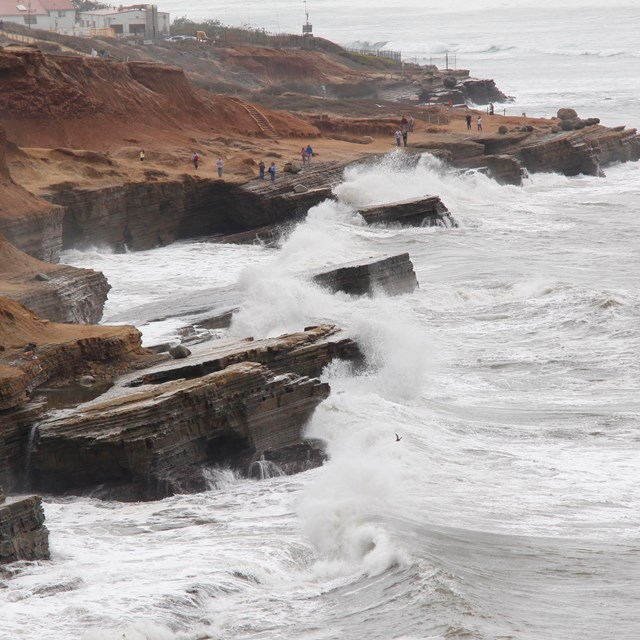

3,2,640,639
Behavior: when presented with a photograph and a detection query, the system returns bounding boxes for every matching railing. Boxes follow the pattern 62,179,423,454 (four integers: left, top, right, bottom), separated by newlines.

0,29,37,45
201,27,343,54
344,47,402,63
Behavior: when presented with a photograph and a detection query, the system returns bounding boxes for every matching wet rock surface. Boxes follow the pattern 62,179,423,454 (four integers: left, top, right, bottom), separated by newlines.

30,325,360,500
357,195,456,228
313,253,419,296
0,495,49,564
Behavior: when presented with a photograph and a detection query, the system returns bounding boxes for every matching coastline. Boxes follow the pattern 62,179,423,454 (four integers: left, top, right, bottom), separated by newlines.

1,33,640,559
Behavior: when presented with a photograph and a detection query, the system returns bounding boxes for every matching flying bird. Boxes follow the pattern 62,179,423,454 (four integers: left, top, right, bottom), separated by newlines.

395,433,402,442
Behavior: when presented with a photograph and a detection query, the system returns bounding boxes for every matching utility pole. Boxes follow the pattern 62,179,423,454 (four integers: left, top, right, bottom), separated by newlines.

27,0,32,29
302,0,312,50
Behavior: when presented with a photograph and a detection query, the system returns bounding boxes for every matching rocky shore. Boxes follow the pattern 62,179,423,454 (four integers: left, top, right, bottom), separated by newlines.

1,35,639,561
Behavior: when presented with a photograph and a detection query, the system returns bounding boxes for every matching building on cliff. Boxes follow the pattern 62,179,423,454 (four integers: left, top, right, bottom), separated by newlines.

77,5,169,39
0,0,75,34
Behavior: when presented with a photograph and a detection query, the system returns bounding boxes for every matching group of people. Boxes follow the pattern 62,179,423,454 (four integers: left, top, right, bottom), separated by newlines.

394,115,414,147
90,48,110,59
258,161,277,181
189,152,223,176
137,146,320,182
300,144,314,164
465,114,483,131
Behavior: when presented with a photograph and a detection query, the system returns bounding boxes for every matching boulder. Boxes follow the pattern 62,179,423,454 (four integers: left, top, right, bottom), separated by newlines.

283,161,302,174
0,495,50,564
169,344,191,359
557,108,578,121
443,76,457,89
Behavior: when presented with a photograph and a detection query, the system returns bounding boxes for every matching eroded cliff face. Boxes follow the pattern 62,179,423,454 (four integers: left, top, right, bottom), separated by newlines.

0,234,110,323
0,48,318,150
43,163,346,252
0,128,65,261
0,296,144,490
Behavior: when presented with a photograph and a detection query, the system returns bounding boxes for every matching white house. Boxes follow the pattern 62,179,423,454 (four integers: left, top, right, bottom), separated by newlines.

0,0,75,34
77,5,169,39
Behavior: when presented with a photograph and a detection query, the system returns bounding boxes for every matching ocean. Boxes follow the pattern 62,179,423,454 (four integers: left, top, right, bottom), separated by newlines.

3,2,640,639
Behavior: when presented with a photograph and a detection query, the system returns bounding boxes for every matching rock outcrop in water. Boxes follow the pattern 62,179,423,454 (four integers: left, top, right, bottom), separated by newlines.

0,493,49,564
357,195,456,227
29,325,360,500
313,253,419,296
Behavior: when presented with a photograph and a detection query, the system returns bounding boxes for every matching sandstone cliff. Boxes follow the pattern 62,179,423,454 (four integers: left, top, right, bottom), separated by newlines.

0,48,319,151
0,234,110,323
0,296,144,490
0,127,64,261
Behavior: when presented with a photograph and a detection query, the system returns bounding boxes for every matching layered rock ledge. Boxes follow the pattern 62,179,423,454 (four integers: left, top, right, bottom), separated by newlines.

0,296,144,490
357,195,456,228
313,253,419,296
30,325,360,500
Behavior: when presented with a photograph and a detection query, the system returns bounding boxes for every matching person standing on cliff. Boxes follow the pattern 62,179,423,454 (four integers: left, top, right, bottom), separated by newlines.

408,115,414,132
477,116,483,131
139,149,145,162
301,147,307,164
402,128,408,146
217,158,223,177
192,152,200,170
268,162,276,182
489,102,495,116
466,114,472,130
258,160,265,179
394,130,402,147
306,144,313,164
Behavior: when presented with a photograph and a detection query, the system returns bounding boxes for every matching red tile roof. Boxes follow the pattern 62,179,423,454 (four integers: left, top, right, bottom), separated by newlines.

0,0,74,16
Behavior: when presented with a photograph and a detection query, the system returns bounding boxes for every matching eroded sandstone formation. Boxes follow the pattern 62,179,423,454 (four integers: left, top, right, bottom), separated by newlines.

29,325,360,500
0,296,144,490
0,127,65,261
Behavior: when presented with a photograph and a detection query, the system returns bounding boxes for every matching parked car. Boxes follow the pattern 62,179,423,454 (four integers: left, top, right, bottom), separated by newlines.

167,35,185,42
